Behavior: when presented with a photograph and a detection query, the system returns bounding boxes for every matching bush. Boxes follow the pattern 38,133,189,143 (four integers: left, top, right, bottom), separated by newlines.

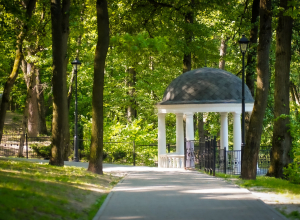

31,144,52,159
283,162,300,184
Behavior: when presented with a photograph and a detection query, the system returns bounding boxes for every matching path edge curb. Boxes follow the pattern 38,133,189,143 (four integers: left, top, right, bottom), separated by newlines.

93,175,127,220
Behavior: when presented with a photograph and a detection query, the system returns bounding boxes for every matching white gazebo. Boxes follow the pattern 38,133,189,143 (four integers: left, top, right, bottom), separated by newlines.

156,67,254,169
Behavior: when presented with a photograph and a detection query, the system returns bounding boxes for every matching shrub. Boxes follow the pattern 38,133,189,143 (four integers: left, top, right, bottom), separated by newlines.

31,144,52,159
283,162,300,184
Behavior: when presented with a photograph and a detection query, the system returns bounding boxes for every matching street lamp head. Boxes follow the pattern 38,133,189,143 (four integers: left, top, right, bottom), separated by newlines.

238,34,249,54
71,57,81,70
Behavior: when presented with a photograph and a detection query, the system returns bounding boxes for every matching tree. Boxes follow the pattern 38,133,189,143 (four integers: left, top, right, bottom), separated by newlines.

0,0,37,142
49,0,70,166
88,0,109,174
246,0,260,97
268,0,293,178
241,0,272,180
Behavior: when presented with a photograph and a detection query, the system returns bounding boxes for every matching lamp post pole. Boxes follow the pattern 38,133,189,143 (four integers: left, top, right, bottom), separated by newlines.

241,50,246,158
239,34,249,174
71,58,81,162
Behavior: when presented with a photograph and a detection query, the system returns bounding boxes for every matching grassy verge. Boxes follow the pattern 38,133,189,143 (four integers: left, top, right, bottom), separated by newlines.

214,173,300,195
0,158,122,220
212,172,300,220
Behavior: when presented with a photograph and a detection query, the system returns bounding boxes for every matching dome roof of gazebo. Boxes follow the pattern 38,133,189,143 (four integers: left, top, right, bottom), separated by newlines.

158,67,254,105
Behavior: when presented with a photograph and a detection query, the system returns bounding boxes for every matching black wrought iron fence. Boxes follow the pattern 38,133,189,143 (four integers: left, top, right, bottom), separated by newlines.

0,134,160,166
187,137,271,176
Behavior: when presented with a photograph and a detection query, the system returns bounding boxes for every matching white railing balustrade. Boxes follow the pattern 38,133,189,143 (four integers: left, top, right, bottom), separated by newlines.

159,153,185,168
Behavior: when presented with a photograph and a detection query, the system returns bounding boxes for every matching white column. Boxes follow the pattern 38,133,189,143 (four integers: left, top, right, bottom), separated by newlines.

185,112,194,141
233,111,241,174
158,113,166,168
233,112,242,151
176,113,184,155
220,112,228,150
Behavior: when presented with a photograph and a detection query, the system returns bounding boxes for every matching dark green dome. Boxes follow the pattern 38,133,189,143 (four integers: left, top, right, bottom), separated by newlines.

159,67,254,105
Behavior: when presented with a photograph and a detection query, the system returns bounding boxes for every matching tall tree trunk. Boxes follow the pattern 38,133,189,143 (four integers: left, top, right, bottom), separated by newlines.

219,38,228,70
27,67,39,136
36,69,48,134
268,0,293,178
88,0,109,174
246,0,260,97
183,1,193,73
0,0,36,142
241,0,272,180
21,58,40,137
198,113,205,142
245,0,260,135
49,0,70,166
127,67,137,122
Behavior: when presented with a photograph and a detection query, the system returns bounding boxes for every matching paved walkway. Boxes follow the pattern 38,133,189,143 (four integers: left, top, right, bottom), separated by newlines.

8,158,286,220
95,169,287,220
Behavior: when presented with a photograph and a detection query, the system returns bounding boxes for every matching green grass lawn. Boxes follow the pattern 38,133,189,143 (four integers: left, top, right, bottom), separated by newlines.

0,158,122,220
215,173,300,195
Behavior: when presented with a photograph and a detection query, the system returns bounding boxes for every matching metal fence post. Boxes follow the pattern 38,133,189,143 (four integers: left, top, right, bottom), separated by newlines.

184,140,186,169
133,141,135,166
168,144,170,153
26,133,28,159
224,147,227,174
213,136,216,176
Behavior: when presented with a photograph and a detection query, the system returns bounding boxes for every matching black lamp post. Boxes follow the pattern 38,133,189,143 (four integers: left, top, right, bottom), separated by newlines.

238,34,249,170
71,58,81,162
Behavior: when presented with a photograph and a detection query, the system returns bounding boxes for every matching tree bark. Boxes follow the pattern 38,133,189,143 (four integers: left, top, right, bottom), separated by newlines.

183,1,194,73
219,38,228,70
27,66,39,137
246,0,260,97
268,0,293,178
127,67,137,122
241,0,272,180
49,0,70,166
36,69,48,134
88,0,109,174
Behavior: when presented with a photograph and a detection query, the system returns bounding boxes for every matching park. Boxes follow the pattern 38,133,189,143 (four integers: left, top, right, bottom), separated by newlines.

0,0,300,219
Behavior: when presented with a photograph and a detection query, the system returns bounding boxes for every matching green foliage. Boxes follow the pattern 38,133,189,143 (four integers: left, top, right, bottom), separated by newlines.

30,144,52,159
284,163,300,184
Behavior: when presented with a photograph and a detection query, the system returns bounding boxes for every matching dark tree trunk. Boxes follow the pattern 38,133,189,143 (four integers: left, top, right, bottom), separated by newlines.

49,0,70,166
127,67,137,122
246,0,260,97
88,0,109,174
268,0,293,178
241,0,272,180
183,1,193,73
245,0,260,135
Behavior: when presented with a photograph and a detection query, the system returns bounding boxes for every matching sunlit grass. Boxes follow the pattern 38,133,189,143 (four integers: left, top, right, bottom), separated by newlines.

0,158,121,220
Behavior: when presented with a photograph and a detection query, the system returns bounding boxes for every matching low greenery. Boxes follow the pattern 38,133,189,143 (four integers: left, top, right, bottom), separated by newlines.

0,158,121,220
214,173,300,195
31,144,52,159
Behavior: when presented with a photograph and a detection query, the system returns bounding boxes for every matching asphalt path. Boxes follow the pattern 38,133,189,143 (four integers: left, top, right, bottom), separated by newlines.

95,169,287,220
6,158,286,220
